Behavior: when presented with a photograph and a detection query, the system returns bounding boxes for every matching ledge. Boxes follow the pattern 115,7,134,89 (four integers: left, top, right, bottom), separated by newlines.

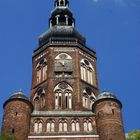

31,111,95,117
28,134,99,139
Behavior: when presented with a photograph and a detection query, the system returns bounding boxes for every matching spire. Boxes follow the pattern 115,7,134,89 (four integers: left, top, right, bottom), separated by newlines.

49,0,75,28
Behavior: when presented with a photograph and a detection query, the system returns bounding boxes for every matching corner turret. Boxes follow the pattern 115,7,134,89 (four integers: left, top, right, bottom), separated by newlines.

2,91,33,140
92,92,125,140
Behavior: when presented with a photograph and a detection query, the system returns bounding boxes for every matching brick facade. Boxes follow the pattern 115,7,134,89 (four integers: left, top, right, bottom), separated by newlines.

93,99,125,140
1,0,125,140
2,100,32,140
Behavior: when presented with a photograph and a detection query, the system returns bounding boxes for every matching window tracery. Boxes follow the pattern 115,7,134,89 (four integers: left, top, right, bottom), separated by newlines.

33,88,45,110
71,119,80,132
54,82,73,109
36,58,47,84
82,88,96,110
34,119,43,133
80,59,95,85
59,119,68,132
83,119,93,132
46,119,55,132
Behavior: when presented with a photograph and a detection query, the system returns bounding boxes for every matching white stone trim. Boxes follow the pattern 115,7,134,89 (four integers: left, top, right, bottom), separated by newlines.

28,135,99,139
31,111,95,117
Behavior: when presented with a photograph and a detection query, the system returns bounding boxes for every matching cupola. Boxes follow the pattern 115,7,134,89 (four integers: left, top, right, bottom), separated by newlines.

37,0,86,48
49,0,75,27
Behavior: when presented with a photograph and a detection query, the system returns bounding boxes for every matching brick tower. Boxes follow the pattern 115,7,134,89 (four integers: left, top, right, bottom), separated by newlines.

1,0,125,140
92,92,125,140
28,0,99,139
2,91,33,140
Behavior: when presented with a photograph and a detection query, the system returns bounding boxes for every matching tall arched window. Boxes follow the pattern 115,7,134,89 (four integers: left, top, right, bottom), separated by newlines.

34,119,43,133
54,82,73,109
83,119,93,132
46,120,55,132
65,89,72,109
71,119,80,132
54,53,73,78
80,59,95,85
36,58,47,84
33,88,46,110
82,88,96,110
55,90,62,109
60,0,64,6
59,120,68,132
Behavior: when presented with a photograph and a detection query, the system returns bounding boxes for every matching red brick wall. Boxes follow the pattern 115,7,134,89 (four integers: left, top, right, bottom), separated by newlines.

30,46,99,112
2,100,32,140
94,100,125,140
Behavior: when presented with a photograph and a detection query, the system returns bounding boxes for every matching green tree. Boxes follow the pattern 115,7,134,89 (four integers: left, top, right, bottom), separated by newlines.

0,133,16,140
127,130,140,140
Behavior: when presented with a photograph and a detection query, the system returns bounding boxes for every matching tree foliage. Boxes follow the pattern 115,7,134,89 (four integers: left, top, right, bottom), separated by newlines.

127,130,140,140
0,133,16,140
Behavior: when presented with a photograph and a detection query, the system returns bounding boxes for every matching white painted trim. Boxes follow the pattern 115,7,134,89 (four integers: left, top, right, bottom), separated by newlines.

28,135,99,139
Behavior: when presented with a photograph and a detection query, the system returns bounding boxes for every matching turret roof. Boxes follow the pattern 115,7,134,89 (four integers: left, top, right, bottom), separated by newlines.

3,91,33,109
9,91,29,101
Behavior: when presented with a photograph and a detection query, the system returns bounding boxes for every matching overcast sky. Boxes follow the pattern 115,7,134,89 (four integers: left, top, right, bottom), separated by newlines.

0,0,140,133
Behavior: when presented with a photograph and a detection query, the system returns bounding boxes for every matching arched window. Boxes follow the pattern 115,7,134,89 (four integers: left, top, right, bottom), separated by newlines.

36,58,47,84
59,15,66,25
54,82,73,109
54,53,73,78
58,0,65,6
33,88,45,110
46,120,55,132
71,119,80,132
80,59,95,85
56,0,68,7
55,89,62,109
65,90,72,109
82,88,96,110
34,119,43,133
83,119,93,132
59,120,68,132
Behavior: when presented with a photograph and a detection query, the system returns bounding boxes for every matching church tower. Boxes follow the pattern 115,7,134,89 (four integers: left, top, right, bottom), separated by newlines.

29,0,99,139
1,0,125,140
